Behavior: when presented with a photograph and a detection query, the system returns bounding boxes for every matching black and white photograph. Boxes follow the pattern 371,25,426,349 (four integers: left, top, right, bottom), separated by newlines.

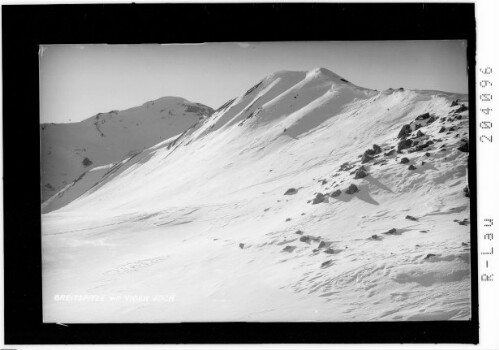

4,2,491,346
40,41,472,323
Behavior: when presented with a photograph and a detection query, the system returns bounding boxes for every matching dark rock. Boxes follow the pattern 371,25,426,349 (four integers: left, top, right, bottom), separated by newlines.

354,167,368,179
416,112,431,120
321,260,333,268
345,184,359,195
295,230,303,235
421,161,425,166
438,126,446,133
424,253,436,259
427,116,437,124
284,188,298,195
414,123,422,130
339,162,353,171
361,153,374,163
369,234,383,241
397,139,413,152
406,215,418,221
416,130,424,138
372,144,382,154
408,164,417,170
285,218,292,222
82,157,93,167
264,208,270,212
312,193,328,205
320,179,328,185
400,157,410,164
384,149,396,156
282,245,296,253
464,186,470,198
365,148,376,156
450,99,459,107
324,248,336,254
425,152,431,157
412,140,420,146
455,104,468,113
383,228,398,235
449,126,457,132
299,236,311,244
458,142,469,153
239,243,245,249
397,124,412,138
455,115,463,120
318,241,332,249
330,189,342,197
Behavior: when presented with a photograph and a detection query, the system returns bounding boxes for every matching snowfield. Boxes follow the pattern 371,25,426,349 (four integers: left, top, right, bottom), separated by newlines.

42,68,471,323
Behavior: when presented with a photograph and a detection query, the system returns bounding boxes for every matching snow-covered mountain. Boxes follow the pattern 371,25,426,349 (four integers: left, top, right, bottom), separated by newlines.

40,97,214,203
42,68,471,323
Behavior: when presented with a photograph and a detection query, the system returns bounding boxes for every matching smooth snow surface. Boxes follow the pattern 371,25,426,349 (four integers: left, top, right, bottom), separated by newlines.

42,68,471,323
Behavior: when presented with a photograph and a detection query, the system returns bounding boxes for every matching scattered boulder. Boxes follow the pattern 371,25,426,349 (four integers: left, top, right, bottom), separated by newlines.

424,253,436,260
295,230,304,235
416,130,424,138
312,193,328,205
300,235,320,244
397,139,413,152
400,157,410,164
239,243,245,249
284,188,298,195
455,104,468,113
438,126,446,133
397,124,412,138
361,152,374,164
324,248,336,254
320,179,328,185
425,152,431,157
427,116,437,124
285,218,292,222
340,162,353,171
369,234,383,241
282,245,296,253
321,260,333,269
408,164,417,170
82,157,93,167
264,208,270,212
382,228,398,235
345,184,359,195
458,141,469,153
406,215,418,221
330,189,342,197
415,112,431,121
354,166,368,179
421,161,425,166
372,144,382,154
300,236,311,244
318,240,332,249
384,149,396,156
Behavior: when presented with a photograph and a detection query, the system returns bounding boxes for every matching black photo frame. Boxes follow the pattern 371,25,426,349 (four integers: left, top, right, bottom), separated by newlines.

2,3,478,344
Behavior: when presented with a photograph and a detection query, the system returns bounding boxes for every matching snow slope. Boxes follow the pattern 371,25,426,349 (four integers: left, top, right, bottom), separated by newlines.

42,68,471,323
40,97,213,202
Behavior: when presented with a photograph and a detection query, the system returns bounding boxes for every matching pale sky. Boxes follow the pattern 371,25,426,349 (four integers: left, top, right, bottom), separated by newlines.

39,41,468,124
